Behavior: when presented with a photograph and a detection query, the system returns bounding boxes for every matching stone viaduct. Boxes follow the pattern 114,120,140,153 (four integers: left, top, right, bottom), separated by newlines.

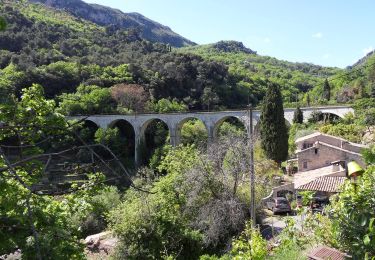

70,106,353,166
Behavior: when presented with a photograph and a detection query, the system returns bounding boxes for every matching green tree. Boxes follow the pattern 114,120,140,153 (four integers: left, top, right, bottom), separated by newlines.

0,85,86,259
292,105,303,124
146,98,187,113
180,119,208,146
362,145,375,165
260,82,289,166
330,166,375,259
58,85,116,115
323,78,331,101
0,17,6,31
109,146,203,259
0,63,26,103
201,87,219,111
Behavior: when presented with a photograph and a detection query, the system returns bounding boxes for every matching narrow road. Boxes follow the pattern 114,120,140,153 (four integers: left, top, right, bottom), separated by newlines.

260,211,304,240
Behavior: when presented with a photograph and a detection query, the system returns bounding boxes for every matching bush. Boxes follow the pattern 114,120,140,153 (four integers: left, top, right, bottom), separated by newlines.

218,121,246,139
227,223,267,260
58,85,116,115
94,128,128,159
330,166,375,258
65,176,122,238
109,139,274,258
146,98,187,113
298,190,315,206
109,146,203,259
269,240,306,260
75,187,121,237
180,119,208,147
319,123,365,143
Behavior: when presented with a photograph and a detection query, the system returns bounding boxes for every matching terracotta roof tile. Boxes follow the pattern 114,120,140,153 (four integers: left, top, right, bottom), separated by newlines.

308,245,351,259
296,176,347,193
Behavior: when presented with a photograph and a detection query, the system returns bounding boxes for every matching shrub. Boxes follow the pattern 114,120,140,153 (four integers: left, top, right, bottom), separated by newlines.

146,98,187,113
109,146,203,259
180,119,208,147
228,223,267,260
330,166,375,258
298,190,315,206
319,123,365,143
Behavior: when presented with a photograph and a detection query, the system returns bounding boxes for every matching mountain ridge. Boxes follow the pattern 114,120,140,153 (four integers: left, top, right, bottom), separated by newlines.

29,0,196,47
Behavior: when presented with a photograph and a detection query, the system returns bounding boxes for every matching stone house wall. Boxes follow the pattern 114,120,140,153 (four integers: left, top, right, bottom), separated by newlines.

297,142,364,172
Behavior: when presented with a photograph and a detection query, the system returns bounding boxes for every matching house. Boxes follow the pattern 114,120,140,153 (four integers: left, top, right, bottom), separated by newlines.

295,132,366,172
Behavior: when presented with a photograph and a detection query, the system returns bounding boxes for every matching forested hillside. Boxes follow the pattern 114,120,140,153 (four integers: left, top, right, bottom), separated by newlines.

330,51,375,101
177,42,342,105
0,1,232,112
178,42,375,105
0,1,373,116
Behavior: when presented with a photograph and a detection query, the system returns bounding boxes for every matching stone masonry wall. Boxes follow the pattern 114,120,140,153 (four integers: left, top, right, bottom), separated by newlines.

297,143,364,172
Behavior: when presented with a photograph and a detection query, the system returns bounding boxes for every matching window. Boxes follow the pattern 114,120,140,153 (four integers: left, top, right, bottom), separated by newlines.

303,143,313,149
315,148,318,154
303,161,308,169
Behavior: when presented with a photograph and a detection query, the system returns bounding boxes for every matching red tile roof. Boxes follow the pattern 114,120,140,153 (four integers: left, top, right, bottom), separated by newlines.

308,245,351,260
296,176,347,193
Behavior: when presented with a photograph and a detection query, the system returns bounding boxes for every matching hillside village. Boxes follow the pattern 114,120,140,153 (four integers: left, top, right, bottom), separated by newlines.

0,0,374,259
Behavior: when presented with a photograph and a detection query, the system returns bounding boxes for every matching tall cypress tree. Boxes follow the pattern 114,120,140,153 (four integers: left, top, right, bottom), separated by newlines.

293,105,303,124
323,78,331,101
260,82,289,166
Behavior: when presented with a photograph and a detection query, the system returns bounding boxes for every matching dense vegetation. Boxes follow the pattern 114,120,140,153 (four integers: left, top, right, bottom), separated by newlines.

177,42,342,106
2,1,373,117
178,41,375,107
1,1,375,259
0,2,234,112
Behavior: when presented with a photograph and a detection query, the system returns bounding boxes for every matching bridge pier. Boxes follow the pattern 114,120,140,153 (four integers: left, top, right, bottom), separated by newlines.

207,123,215,145
134,128,142,167
169,127,180,147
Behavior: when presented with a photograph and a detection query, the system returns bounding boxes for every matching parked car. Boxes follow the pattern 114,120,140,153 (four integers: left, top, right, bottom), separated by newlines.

310,196,329,213
267,197,292,214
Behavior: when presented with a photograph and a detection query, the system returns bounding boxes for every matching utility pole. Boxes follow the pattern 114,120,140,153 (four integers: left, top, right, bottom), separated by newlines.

248,104,256,227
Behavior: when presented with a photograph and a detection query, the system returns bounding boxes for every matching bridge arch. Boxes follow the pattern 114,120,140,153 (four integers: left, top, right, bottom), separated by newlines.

213,116,247,140
304,110,342,123
176,117,209,146
83,119,100,129
78,119,100,143
140,118,170,165
109,119,136,164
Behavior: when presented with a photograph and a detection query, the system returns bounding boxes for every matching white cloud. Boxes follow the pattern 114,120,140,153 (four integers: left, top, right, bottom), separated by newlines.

312,32,323,39
362,46,374,56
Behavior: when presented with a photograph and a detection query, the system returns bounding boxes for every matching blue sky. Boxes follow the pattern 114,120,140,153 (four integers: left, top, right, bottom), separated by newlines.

83,0,375,68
